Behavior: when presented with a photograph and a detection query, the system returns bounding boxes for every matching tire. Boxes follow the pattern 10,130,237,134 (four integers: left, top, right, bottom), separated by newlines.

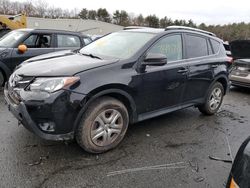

198,82,224,115
0,70,4,87
76,96,129,153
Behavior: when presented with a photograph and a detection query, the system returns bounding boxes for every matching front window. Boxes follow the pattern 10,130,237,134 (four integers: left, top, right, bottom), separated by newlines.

0,30,27,47
80,31,156,59
23,34,52,48
148,35,183,62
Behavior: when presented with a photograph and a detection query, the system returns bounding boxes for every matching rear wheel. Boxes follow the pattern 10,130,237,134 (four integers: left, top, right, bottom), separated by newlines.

198,82,224,115
76,96,129,153
0,70,5,87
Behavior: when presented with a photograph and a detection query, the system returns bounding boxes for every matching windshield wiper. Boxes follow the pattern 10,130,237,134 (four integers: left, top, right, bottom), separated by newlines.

81,53,102,60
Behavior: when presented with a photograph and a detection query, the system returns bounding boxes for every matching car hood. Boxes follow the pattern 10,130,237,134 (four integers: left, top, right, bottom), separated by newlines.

0,47,6,51
0,47,7,54
0,48,11,60
230,40,250,59
15,50,119,77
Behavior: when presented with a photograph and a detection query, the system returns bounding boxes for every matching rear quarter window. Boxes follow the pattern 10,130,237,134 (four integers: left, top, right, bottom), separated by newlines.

57,34,81,48
185,34,208,58
211,39,220,54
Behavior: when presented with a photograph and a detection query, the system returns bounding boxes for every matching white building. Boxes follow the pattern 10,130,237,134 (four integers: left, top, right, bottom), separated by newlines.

27,17,124,35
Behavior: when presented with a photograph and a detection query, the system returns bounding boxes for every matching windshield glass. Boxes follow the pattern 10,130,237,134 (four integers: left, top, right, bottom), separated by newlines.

80,31,156,59
0,30,27,47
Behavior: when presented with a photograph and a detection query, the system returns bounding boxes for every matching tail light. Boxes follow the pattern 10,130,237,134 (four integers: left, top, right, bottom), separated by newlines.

227,57,234,64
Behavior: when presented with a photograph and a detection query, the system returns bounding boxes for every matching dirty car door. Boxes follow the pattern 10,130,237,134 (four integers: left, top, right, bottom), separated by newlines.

136,34,187,115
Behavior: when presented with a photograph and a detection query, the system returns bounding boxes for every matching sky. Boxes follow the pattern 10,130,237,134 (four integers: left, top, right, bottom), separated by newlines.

12,0,250,25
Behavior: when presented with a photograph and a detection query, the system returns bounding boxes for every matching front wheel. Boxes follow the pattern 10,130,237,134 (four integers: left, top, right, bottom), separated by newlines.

76,96,129,153
198,82,224,115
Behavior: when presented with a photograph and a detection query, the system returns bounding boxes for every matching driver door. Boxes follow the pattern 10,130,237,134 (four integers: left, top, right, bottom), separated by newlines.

136,34,188,115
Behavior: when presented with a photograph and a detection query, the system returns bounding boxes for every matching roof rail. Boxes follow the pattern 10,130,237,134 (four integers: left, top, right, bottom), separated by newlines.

165,26,216,37
123,26,150,30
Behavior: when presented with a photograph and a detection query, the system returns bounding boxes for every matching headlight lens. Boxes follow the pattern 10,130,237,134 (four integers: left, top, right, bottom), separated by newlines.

29,77,80,93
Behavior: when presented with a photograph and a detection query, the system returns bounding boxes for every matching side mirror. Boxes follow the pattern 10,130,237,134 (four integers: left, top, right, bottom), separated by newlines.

143,53,167,66
18,44,27,54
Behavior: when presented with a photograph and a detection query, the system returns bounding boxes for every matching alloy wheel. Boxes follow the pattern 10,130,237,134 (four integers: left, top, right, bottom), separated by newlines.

209,87,222,111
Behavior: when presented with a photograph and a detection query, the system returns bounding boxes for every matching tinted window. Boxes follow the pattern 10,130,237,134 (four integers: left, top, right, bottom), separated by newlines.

186,35,208,58
57,34,81,48
149,35,182,62
23,34,51,48
211,39,220,53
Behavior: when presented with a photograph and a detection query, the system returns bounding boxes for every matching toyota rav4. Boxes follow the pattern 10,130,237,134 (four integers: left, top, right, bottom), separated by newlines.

4,26,232,153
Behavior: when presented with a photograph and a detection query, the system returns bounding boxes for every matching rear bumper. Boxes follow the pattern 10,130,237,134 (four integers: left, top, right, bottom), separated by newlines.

230,74,250,88
4,86,85,141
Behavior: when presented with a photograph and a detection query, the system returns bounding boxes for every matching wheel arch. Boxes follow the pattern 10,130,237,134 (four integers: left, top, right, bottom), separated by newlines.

73,84,138,132
213,74,229,95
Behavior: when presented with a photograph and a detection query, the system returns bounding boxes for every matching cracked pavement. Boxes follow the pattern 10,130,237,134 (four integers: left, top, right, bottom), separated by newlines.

0,87,249,188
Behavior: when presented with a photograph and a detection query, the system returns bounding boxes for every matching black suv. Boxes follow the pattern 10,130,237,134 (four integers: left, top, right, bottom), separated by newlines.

0,28,92,86
4,26,231,153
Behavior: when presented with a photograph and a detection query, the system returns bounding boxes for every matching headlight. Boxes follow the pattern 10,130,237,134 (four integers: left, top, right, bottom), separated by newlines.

29,77,80,93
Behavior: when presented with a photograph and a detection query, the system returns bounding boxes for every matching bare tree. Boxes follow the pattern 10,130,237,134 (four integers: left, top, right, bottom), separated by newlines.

35,0,48,17
23,0,36,16
0,0,11,14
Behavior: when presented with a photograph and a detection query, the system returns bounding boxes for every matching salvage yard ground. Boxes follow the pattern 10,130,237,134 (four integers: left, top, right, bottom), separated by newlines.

0,87,249,188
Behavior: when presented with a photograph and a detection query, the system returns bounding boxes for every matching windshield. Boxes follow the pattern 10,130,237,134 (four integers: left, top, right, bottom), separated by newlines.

0,30,27,47
80,31,156,59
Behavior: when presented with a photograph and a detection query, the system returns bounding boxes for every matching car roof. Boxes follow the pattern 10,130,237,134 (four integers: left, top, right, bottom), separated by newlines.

123,28,165,34
16,28,90,37
123,26,221,41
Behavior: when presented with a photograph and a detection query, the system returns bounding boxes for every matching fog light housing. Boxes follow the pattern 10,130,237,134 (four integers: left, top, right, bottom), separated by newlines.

38,122,55,132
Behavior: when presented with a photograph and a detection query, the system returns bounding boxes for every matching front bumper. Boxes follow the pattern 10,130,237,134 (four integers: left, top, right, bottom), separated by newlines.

4,86,86,141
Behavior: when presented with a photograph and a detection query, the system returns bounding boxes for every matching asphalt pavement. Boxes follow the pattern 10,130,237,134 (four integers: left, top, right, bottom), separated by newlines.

0,87,249,188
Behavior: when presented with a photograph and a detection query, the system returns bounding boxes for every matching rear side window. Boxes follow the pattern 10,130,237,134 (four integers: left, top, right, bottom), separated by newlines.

185,35,208,58
57,34,81,48
211,39,220,54
149,35,182,62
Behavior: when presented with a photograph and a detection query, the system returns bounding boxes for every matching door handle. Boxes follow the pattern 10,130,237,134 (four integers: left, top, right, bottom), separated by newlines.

211,65,218,68
177,68,188,73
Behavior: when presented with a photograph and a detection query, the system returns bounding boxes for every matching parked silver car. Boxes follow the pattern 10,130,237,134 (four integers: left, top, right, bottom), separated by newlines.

230,40,250,88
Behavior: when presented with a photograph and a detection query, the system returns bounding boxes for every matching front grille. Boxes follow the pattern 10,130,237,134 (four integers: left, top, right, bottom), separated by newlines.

7,74,34,104
9,74,34,89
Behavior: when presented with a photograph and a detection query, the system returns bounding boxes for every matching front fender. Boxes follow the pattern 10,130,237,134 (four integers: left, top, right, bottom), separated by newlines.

0,61,11,80
73,87,138,132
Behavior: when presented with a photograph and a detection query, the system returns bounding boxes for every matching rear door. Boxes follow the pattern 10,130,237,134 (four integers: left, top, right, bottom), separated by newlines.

10,33,55,69
181,33,214,103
